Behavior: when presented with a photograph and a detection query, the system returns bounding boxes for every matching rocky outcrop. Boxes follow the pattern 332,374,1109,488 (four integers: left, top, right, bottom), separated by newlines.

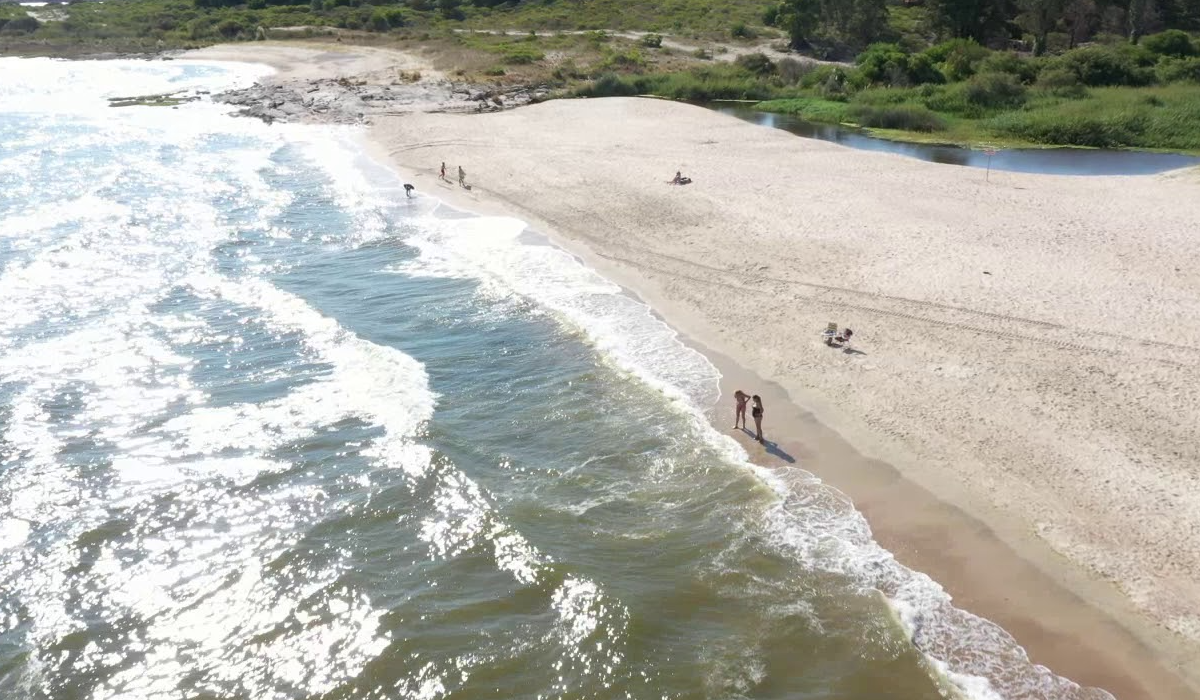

214,77,552,125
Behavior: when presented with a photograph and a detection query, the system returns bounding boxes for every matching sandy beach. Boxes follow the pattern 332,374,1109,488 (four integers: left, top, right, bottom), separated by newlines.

373,99,1200,699
186,43,1200,700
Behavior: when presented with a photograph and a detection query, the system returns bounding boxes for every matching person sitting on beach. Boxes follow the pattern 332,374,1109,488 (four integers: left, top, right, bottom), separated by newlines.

836,328,854,344
733,390,750,430
669,171,693,186
751,395,765,444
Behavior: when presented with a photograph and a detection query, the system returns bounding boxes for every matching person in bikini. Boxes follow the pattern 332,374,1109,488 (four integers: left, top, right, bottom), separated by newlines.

733,390,750,430
751,395,765,444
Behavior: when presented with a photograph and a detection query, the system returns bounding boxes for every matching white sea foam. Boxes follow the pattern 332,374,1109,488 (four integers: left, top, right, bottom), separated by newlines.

0,57,271,116
0,59,433,698
3,56,630,698
385,183,1115,700
396,212,721,409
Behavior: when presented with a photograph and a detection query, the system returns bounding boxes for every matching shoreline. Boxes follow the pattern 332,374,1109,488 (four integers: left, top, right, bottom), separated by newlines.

177,44,1200,700
358,124,1200,700
383,153,1200,700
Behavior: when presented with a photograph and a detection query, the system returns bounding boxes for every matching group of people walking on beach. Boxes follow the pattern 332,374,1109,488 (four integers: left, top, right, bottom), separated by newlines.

733,390,765,444
440,161,468,189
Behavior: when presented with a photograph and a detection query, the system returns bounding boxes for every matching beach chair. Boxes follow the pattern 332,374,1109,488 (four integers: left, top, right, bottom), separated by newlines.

822,322,838,346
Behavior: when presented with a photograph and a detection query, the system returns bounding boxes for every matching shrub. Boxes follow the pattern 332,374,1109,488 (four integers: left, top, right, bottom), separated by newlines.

858,43,944,87
731,21,756,39
576,73,639,97
639,33,662,48
498,42,545,64
216,18,244,38
551,59,583,80
762,5,779,27
380,7,406,27
0,16,39,34
1141,29,1197,58
963,71,1027,109
1156,56,1200,84
599,47,646,70
922,38,991,81
988,109,1146,147
1037,67,1089,97
735,52,775,76
906,53,945,85
801,64,842,88
977,52,1041,83
776,57,815,84
1048,45,1155,87
368,9,390,31
849,104,946,132
923,38,989,64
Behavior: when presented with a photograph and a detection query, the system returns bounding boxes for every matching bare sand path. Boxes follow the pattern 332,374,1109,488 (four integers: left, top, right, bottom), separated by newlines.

184,41,441,83
367,97,1200,699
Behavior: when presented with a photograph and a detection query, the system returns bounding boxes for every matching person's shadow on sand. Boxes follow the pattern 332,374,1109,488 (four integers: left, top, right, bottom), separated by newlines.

739,428,796,463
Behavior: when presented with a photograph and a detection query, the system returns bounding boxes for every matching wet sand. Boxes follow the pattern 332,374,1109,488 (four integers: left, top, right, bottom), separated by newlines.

184,42,1200,700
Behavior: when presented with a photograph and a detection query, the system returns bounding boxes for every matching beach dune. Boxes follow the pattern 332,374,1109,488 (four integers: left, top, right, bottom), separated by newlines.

369,96,1200,698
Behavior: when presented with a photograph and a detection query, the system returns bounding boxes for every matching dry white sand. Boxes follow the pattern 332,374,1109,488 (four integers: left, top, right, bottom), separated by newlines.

184,42,1200,698
369,97,1200,689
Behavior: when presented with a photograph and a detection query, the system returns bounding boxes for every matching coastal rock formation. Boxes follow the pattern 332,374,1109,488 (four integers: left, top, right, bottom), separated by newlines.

214,77,550,124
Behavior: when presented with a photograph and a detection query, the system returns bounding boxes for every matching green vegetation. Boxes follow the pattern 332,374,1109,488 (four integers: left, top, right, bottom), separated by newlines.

577,32,1200,151
749,37,1200,150
2,0,1198,153
451,0,775,35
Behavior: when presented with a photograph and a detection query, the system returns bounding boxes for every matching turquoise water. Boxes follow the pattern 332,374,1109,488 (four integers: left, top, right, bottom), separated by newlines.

0,58,1111,700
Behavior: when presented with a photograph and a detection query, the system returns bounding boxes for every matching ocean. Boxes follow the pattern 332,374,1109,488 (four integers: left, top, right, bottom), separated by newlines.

0,57,1110,700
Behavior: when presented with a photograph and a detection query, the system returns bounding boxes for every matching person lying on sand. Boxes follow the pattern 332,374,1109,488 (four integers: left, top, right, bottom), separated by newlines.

669,171,692,185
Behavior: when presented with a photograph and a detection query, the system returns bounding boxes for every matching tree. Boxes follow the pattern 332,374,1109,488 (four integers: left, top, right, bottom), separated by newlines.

438,0,464,20
0,16,39,34
927,0,1013,43
776,0,889,50
826,0,890,47
1126,0,1162,41
1062,0,1099,47
776,0,821,49
1016,0,1064,55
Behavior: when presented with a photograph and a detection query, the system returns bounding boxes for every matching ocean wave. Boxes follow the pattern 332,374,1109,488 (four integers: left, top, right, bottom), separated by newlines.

382,173,1113,700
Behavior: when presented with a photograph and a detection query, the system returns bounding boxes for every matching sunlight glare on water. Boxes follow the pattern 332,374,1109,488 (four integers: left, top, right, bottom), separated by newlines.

0,57,1116,700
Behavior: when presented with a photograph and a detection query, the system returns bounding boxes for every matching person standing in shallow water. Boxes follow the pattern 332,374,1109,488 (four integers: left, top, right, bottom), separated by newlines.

733,390,750,430
751,395,765,443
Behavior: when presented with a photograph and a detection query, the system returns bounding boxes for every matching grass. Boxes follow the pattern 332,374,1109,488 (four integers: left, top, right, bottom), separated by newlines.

755,96,851,123
754,82,1200,152
986,86,1200,150
455,0,775,36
